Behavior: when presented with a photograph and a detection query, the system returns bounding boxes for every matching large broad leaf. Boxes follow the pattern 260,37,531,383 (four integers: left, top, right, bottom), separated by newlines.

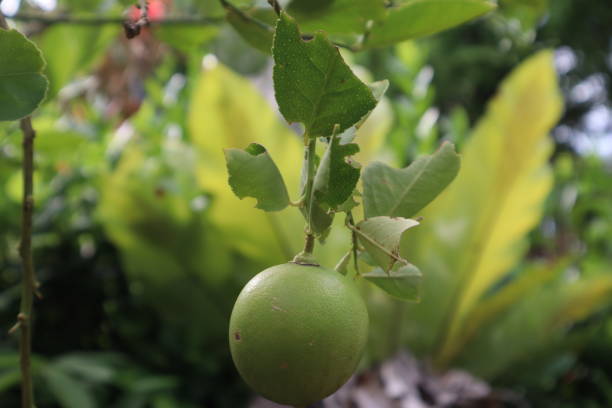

363,264,422,302
313,136,360,210
356,216,419,271
189,63,305,263
458,274,612,379
273,12,377,137
287,0,386,37
0,29,48,121
362,141,460,219
224,143,290,211
399,51,563,365
365,0,496,48
42,364,96,408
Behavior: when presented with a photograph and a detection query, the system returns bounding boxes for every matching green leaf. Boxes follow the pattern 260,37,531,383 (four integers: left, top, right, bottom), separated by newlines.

226,5,274,54
287,0,386,37
400,51,563,367
355,216,419,271
365,0,496,48
155,25,219,54
363,264,422,302
42,365,96,408
363,142,460,219
313,135,361,209
224,143,290,211
273,11,377,137
0,29,48,121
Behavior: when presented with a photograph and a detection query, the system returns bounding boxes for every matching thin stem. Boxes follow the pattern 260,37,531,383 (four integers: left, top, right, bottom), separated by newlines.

1,10,38,405
346,222,405,264
347,212,361,276
303,137,317,238
18,117,37,408
267,0,281,16
8,13,224,26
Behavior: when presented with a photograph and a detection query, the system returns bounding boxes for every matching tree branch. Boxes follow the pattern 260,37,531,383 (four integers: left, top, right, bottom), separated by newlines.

7,13,224,27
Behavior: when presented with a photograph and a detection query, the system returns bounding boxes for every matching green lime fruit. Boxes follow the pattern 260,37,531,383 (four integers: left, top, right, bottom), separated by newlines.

229,262,369,407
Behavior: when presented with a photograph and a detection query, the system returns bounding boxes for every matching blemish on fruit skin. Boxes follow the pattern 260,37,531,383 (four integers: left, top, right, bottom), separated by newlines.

234,331,241,341
279,362,289,369
271,305,286,312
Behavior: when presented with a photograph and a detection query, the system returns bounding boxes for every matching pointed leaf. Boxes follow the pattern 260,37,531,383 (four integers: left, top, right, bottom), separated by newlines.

224,143,290,211
226,5,274,54
363,141,460,219
363,263,422,302
0,29,48,121
400,51,563,365
356,216,419,271
273,11,377,137
365,0,496,48
313,136,360,209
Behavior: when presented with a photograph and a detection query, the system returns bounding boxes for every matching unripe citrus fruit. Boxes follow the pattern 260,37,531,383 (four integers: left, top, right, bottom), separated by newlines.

229,262,369,407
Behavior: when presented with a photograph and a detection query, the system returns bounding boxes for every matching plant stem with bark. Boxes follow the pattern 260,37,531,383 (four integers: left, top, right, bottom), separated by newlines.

0,8,40,407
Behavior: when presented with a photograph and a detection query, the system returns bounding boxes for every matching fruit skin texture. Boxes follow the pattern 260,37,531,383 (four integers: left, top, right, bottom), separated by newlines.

229,262,369,407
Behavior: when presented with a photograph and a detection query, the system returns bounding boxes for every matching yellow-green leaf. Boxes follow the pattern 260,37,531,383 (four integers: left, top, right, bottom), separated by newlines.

401,51,563,365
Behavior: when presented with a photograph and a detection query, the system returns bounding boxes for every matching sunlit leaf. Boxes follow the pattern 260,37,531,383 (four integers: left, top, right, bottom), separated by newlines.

0,29,48,121
400,51,563,367
189,63,304,262
225,143,290,211
273,11,377,137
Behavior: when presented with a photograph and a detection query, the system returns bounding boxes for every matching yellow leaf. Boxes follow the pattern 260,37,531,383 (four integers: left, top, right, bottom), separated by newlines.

188,63,304,263
401,51,563,365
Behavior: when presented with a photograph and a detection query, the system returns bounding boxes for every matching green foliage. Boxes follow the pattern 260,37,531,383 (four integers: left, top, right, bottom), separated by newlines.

273,12,377,137
35,24,118,97
225,5,273,54
356,216,419,272
362,264,422,302
365,0,497,48
224,143,290,211
313,135,360,210
362,141,460,218
287,0,386,38
0,29,48,121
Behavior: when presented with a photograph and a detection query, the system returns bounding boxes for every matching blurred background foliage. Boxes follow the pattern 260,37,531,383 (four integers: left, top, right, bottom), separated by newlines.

1,0,611,406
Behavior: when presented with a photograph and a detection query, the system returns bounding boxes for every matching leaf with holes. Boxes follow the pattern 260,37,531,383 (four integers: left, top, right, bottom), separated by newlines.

0,29,48,121
224,143,290,211
273,11,377,137
363,263,422,302
355,216,419,272
363,142,460,219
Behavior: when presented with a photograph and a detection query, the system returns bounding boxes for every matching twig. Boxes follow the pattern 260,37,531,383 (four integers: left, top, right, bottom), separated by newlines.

7,13,224,26
267,0,281,16
1,10,39,407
